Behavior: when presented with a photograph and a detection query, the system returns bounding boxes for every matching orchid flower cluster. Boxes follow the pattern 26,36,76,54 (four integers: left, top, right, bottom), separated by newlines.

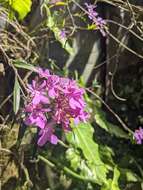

85,3,106,36
24,68,89,146
134,127,143,144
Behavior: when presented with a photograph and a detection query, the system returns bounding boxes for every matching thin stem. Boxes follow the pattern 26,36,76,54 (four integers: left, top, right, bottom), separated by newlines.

38,155,98,184
86,88,133,134
107,31,143,59
106,19,143,42
58,140,69,148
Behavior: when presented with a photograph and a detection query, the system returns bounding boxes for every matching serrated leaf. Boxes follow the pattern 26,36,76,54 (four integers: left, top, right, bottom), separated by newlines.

66,123,108,185
13,76,20,114
13,60,36,71
95,108,128,139
9,0,32,20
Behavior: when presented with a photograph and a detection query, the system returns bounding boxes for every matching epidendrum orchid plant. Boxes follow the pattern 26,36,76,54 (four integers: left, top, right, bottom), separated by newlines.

40,1,143,146
24,68,89,146
20,1,142,147
1,0,143,189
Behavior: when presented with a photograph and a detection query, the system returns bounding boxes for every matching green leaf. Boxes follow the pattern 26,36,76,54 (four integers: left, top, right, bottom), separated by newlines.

95,108,128,139
120,168,141,182
13,76,20,114
42,5,73,54
101,167,120,190
13,60,36,71
9,0,32,20
66,123,108,185
66,148,81,170
99,145,115,170
53,2,67,6
111,167,120,190
66,148,93,178
87,24,97,30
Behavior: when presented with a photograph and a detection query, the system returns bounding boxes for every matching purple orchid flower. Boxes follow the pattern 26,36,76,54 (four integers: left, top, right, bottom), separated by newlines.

38,121,58,146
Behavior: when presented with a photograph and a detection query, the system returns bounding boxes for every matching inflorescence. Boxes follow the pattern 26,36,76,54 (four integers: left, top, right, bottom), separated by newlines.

24,68,89,146
85,3,106,36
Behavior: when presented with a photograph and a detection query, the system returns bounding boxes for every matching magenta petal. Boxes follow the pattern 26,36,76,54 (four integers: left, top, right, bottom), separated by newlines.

37,127,58,146
48,88,56,98
32,94,41,105
74,117,80,125
50,134,58,144
41,95,49,104
28,114,36,124
37,130,47,146
37,68,50,78
69,98,81,109
35,117,46,129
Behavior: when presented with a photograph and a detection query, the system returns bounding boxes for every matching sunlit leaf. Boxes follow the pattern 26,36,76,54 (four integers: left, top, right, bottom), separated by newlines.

101,167,120,190
13,76,20,114
13,60,36,71
66,148,81,170
120,168,141,182
66,122,108,185
111,167,120,190
9,0,32,20
87,24,97,30
99,145,115,170
42,4,73,54
54,2,67,6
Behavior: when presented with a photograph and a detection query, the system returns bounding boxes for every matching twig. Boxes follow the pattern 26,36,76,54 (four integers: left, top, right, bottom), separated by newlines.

0,71,33,110
0,148,33,187
66,3,77,36
0,94,12,110
106,20,143,42
86,88,133,134
96,0,143,13
110,70,127,101
107,31,143,59
58,140,69,148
